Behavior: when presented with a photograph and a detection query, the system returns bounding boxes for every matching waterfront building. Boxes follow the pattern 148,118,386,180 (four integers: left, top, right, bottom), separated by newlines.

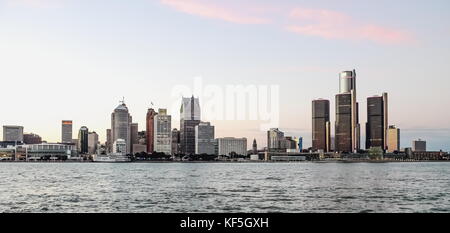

88,131,99,154
154,109,172,155
217,137,247,156
281,136,297,150
413,139,426,152
26,143,78,160
335,70,360,153
387,125,400,153
267,128,285,152
78,126,89,154
180,96,201,155
113,139,127,155
252,139,257,154
195,122,215,155
130,123,138,154
171,128,181,155
2,125,24,142
23,133,42,144
111,100,132,154
146,108,157,153
61,120,73,143
312,99,331,152
366,94,388,150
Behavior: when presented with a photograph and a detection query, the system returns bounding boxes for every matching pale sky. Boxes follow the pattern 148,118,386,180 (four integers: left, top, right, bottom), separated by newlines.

1,0,450,151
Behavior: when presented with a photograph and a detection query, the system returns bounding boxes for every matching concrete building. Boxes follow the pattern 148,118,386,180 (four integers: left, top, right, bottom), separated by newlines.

3,125,24,142
413,139,426,152
195,122,215,155
88,131,99,154
113,139,127,155
23,133,42,144
154,109,172,155
171,128,181,155
106,129,112,153
111,100,132,154
180,96,201,155
312,99,331,152
61,120,73,143
130,123,138,154
267,128,284,152
78,126,89,154
146,108,157,153
387,125,400,153
217,137,247,156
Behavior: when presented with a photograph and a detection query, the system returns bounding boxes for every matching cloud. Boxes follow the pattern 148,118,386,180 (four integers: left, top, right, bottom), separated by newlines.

160,0,270,24
286,7,415,45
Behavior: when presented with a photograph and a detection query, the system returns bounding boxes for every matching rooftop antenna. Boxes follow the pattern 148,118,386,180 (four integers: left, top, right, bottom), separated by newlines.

120,96,125,105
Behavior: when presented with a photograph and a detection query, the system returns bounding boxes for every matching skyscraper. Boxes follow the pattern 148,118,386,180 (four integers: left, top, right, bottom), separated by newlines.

111,100,132,154
154,109,172,155
267,128,284,152
252,139,257,154
2,125,24,142
180,96,201,155
146,108,157,153
78,126,89,154
61,120,73,143
335,70,360,153
171,128,181,155
366,96,385,149
106,129,112,153
312,99,331,152
195,122,215,155
130,123,138,154
387,125,400,153
88,131,99,154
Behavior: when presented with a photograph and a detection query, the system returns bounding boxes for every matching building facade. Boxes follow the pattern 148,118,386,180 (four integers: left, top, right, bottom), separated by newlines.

154,109,172,155
267,128,284,152
130,123,138,154
61,120,73,143
111,101,132,154
171,128,181,155
195,122,215,155
387,125,400,153
217,137,247,156
180,96,201,155
23,133,42,144
146,108,157,153
3,125,24,142
413,139,426,152
78,126,89,154
312,99,331,152
88,131,99,154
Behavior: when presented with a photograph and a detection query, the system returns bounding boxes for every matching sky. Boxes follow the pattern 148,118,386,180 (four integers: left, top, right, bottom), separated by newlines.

1,0,450,151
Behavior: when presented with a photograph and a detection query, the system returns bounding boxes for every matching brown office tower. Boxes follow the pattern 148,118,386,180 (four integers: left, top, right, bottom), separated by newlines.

146,108,157,153
335,93,352,152
312,99,331,152
366,96,385,149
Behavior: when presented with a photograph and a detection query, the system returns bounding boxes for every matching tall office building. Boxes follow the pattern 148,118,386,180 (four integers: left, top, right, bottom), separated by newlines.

2,125,24,142
312,99,331,152
217,137,247,156
180,96,201,155
252,139,257,154
61,120,73,143
267,128,284,152
387,125,400,153
366,95,385,149
171,128,181,155
146,108,157,153
88,131,99,154
413,139,426,152
78,126,89,154
195,122,215,155
111,100,132,154
154,109,172,155
335,70,360,153
130,123,139,154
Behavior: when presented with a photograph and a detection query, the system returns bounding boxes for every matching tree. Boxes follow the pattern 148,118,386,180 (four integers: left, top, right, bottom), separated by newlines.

368,147,384,160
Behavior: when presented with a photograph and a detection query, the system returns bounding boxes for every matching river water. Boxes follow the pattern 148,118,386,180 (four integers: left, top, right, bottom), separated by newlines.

0,162,449,213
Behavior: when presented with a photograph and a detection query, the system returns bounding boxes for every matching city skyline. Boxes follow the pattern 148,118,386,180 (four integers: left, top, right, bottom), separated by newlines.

1,0,450,151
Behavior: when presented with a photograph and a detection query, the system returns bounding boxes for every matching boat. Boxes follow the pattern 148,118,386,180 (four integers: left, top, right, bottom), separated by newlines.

93,153,131,163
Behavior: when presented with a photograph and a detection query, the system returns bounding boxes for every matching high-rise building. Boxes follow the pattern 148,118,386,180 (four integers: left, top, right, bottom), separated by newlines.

366,96,384,149
88,131,99,154
154,109,172,155
61,120,73,143
267,128,284,152
335,70,360,153
78,126,89,154
130,123,138,154
217,137,247,156
180,96,201,155
146,108,157,153
298,137,303,151
111,100,132,154
387,125,400,153
23,133,42,144
413,139,426,152
2,125,24,142
171,128,181,155
195,122,215,155
106,129,112,153
312,99,331,152
252,139,257,154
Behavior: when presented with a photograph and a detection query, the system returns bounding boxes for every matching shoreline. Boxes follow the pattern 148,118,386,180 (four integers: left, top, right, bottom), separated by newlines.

0,160,449,164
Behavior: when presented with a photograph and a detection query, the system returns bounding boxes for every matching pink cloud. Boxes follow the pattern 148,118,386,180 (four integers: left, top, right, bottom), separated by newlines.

160,0,270,24
286,7,415,45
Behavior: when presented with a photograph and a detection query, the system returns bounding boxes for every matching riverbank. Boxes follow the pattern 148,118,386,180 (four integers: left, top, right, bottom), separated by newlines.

1,159,449,163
